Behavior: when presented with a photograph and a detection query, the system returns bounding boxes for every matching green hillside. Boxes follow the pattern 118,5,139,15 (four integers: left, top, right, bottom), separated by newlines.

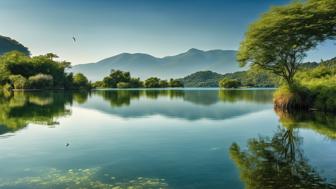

0,35,30,56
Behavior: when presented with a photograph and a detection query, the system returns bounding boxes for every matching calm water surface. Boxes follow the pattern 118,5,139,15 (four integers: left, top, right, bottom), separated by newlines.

0,89,335,189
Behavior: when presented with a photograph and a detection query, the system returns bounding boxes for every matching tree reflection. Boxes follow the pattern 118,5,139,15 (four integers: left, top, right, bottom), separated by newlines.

275,109,336,139
94,90,185,107
230,110,336,189
0,91,88,135
95,89,274,108
218,89,273,103
94,90,142,107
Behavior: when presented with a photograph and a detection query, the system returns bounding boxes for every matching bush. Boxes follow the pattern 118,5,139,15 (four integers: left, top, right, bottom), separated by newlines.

273,85,311,110
117,82,130,88
28,74,53,89
219,78,241,88
9,75,29,89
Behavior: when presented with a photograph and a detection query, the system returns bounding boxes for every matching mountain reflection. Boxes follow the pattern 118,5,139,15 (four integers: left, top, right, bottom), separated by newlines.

230,109,336,189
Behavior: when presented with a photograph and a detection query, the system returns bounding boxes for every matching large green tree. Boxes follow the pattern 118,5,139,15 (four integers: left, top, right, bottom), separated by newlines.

237,0,336,87
102,69,131,88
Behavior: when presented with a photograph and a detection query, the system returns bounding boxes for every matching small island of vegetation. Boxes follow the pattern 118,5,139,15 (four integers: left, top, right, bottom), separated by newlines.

92,69,183,89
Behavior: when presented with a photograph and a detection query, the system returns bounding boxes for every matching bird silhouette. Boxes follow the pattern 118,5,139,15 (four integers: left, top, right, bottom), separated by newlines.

72,36,76,42
66,143,70,147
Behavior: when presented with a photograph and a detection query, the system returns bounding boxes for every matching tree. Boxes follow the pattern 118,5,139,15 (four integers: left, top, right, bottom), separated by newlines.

237,0,336,87
159,80,169,88
169,79,183,88
129,77,143,88
0,51,73,89
73,73,90,89
102,70,131,88
219,78,241,88
144,77,160,88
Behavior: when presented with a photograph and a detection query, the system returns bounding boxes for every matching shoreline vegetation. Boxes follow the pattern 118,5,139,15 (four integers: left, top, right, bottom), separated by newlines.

237,0,336,113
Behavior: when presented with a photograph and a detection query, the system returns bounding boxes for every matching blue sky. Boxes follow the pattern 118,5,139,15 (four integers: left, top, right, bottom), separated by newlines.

0,0,334,64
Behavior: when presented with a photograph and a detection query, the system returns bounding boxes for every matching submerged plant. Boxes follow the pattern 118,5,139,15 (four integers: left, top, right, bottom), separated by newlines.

0,168,168,189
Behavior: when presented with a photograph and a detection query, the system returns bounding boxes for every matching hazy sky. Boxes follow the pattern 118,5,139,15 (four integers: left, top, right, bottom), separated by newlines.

0,0,335,65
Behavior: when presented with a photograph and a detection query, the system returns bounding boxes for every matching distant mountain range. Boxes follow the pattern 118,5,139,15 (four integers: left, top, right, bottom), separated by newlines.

0,35,30,56
71,48,244,81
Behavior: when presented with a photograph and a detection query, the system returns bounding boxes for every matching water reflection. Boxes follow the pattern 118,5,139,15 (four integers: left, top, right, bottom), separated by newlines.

0,91,87,135
85,89,274,121
275,109,336,139
218,89,273,103
94,89,274,106
230,110,336,189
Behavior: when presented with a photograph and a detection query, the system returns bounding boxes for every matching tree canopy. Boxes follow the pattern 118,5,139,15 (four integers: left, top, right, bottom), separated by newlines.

237,0,336,86
0,51,86,90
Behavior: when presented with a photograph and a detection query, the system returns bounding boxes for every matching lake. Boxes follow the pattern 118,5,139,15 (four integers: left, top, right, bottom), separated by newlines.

0,89,335,189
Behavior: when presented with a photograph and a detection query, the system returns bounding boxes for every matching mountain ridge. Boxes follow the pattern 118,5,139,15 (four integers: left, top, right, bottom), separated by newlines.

71,48,243,81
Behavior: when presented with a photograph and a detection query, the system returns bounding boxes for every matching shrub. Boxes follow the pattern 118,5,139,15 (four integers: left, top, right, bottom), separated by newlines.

219,78,241,88
28,74,53,89
273,85,311,110
9,75,28,89
9,75,29,89
117,82,130,88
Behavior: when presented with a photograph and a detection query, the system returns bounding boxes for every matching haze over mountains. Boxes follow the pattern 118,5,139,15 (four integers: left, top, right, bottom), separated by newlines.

71,48,243,81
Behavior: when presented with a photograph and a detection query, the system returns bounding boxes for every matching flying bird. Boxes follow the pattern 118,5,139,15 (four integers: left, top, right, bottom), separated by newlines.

72,36,76,42
66,143,70,147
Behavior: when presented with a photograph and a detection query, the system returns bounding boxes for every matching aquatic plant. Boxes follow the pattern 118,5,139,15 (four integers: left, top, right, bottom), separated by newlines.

0,168,168,189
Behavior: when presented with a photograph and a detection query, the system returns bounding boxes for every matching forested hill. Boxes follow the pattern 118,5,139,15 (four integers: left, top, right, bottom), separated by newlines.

179,70,279,88
178,60,333,88
0,35,30,56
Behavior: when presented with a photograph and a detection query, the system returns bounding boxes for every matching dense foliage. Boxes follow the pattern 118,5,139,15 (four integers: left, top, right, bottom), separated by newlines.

93,70,183,88
0,51,89,90
179,71,223,87
274,58,336,112
179,70,279,88
219,78,240,88
237,0,336,87
72,73,91,89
